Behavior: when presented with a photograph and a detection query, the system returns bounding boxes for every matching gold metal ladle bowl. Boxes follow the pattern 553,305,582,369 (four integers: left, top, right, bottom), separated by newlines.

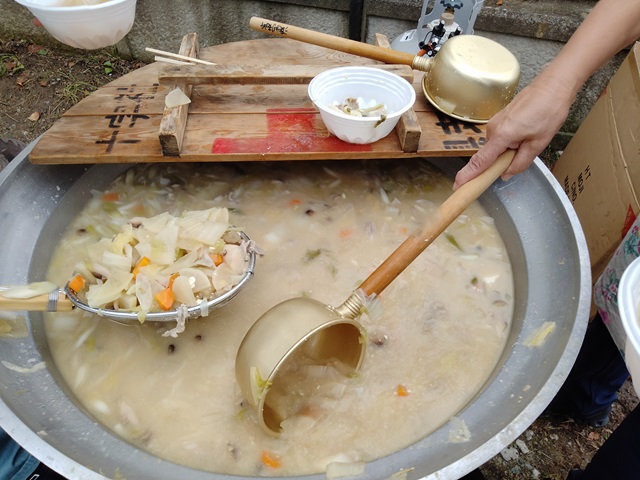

235,297,366,435
420,34,521,124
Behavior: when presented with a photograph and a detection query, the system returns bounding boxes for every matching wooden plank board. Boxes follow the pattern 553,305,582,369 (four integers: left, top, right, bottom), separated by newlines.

29,109,485,163
29,38,485,164
158,32,199,156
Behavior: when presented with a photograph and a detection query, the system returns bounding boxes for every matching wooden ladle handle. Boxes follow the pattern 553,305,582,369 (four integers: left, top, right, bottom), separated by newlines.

358,150,516,296
0,288,73,312
249,16,418,67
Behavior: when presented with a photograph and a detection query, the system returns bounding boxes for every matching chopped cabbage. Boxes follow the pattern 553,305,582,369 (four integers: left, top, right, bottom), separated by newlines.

86,270,134,307
69,206,251,317
171,275,198,306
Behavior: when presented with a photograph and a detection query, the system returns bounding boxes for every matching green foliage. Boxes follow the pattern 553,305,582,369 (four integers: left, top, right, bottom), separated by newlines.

0,54,25,77
62,81,98,103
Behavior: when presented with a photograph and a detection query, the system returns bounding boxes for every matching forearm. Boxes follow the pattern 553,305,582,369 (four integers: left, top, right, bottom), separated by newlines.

538,0,640,99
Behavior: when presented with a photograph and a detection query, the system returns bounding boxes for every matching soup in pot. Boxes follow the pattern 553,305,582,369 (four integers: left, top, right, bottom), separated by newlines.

44,160,513,476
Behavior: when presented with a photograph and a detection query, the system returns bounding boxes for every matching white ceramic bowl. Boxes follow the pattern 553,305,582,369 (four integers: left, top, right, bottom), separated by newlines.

14,0,136,50
308,66,416,144
619,256,640,396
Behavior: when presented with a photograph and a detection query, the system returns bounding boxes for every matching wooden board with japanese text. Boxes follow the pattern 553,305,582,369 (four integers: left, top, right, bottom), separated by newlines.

28,38,486,164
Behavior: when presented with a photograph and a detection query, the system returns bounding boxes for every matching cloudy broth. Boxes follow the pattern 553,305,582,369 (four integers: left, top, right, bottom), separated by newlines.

45,160,513,476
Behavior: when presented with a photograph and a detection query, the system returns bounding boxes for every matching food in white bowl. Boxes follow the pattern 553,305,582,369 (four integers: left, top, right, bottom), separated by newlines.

308,66,416,144
329,97,388,118
14,0,136,49
44,160,513,476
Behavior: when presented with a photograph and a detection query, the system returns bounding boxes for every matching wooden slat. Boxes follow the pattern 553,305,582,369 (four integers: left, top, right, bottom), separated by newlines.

157,63,414,86
395,109,422,153
373,33,392,50
158,33,199,156
62,82,429,116
373,32,422,153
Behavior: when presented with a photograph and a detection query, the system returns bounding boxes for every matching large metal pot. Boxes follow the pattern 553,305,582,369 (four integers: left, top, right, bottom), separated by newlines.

0,141,590,480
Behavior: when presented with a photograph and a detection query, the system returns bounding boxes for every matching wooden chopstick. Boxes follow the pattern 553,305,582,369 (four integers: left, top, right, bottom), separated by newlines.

154,56,193,66
146,47,216,65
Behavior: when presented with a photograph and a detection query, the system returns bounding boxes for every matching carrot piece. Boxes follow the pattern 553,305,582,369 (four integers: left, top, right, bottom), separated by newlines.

68,273,86,293
396,384,410,397
154,288,174,311
132,256,151,279
399,226,408,235
261,450,282,469
288,199,301,206
339,228,352,238
102,192,119,202
210,253,224,266
154,274,179,311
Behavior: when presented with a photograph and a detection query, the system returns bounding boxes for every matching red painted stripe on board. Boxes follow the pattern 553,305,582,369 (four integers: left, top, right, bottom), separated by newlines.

212,134,371,153
211,108,372,154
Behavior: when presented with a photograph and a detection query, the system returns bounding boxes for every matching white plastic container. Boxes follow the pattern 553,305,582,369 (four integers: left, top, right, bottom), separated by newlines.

14,0,136,50
308,66,416,144
618,255,640,396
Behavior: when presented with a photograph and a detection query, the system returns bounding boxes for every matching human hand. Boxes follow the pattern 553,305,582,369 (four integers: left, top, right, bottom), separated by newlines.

453,75,574,190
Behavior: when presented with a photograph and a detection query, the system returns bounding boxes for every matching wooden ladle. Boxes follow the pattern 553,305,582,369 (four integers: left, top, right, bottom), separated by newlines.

236,150,515,436
249,16,432,71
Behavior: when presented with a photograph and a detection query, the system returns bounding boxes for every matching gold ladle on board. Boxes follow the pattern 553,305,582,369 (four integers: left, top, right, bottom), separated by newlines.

236,150,515,436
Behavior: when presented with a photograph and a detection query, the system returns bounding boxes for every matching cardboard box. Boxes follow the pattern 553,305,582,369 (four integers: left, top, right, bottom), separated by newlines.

552,42,640,285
